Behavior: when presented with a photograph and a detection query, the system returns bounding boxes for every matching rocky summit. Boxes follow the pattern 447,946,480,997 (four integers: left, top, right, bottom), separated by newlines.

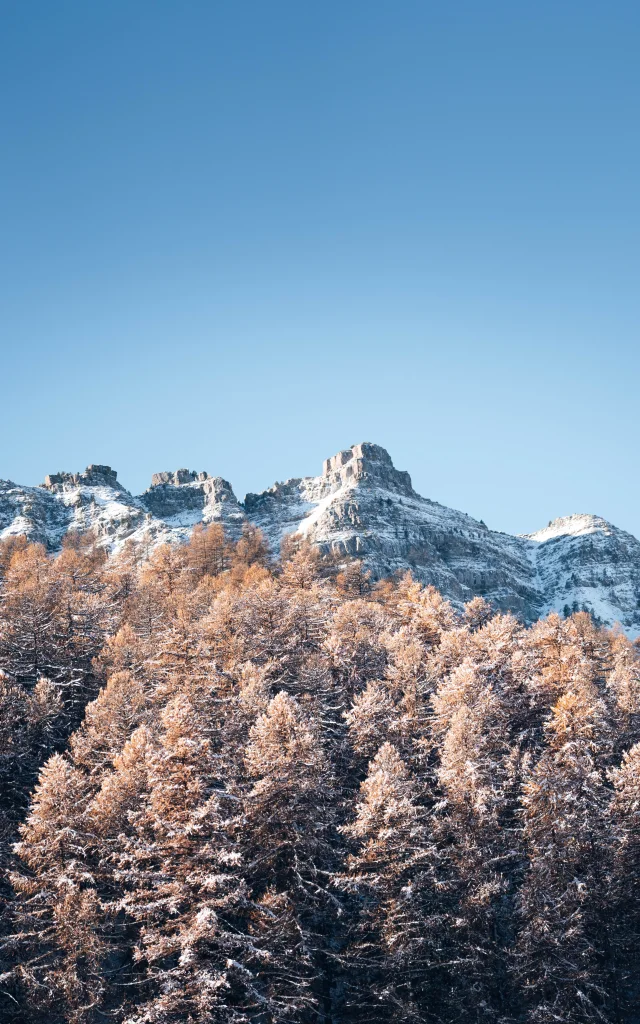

2,442,640,634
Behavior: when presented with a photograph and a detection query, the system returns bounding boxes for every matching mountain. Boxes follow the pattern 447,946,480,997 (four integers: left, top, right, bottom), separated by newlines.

2,443,640,634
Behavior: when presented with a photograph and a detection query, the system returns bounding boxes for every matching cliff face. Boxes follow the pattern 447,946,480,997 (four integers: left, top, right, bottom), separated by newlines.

139,472,245,537
245,443,539,617
525,514,640,626
41,465,123,492
2,443,639,634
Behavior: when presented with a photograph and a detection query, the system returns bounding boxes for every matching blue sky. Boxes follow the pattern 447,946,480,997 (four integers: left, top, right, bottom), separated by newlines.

1,1,639,536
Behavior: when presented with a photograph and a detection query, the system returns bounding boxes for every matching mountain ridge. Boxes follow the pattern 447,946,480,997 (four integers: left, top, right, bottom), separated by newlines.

2,443,639,635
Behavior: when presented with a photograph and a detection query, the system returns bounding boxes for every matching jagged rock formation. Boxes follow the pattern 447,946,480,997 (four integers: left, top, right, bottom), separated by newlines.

42,464,123,492
150,469,209,487
245,443,538,616
2,443,640,634
139,472,245,536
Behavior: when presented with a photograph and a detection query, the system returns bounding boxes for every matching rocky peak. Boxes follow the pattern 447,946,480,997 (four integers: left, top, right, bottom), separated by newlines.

4,442,640,636
41,465,124,492
150,469,210,487
140,471,243,531
321,442,415,496
526,513,614,544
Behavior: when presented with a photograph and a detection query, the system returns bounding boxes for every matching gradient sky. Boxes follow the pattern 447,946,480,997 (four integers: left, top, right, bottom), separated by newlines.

1,1,639,537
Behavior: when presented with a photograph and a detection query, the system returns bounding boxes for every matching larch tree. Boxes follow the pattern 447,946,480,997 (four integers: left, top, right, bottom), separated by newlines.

517,685,616,1023
3,530,639,1024
608,743,640,1019
242,691,340,1024
11,754,103,1022
430,657,524,1022
93,692,262,1024
338,742,444,1024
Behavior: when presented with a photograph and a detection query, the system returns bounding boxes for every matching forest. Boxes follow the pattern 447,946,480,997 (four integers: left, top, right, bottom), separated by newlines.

0,523,638,1024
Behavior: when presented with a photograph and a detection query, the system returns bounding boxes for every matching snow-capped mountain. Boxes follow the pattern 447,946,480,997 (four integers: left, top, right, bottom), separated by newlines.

2,444,640,634
525,514,640,628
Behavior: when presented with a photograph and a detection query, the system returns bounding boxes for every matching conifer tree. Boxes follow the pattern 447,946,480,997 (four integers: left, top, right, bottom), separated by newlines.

0,677,62,845
243,691,339,1023
608,743,640,1019
344,680,398,760
338,742,448,1024
94,696,260,1024
231,524,271,580
336,561,372,598
187,522,229,581
11,755,102,1020
69,670,149,775
280,538,323,591
4,535,640,1024
325,599,389,694
518,686,615,1023
431,657,523,1021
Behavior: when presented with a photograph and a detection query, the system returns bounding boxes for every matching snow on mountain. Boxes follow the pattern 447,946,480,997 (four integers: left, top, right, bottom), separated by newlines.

139,470,246,538
2,446,639,635
523,514,640,632
0,465,246,553
245,443,540,619
527,513,613,544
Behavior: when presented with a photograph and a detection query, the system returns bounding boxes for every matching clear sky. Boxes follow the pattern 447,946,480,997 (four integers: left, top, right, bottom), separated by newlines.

1,1,639,537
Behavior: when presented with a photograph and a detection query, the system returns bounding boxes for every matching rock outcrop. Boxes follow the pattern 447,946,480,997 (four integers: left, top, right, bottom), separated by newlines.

245,443,539,618
321,442,415,496
2,445,640,634
150,469,209,488
140,473,245,536
42,465,123,492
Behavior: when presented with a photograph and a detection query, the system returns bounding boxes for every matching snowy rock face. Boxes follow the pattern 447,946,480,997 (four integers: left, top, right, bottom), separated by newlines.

2,445,640,634
139,473,246,538
0,466,247,551
0,471,148,549
525,515,640,629
246,443,541,619
42,465,123,492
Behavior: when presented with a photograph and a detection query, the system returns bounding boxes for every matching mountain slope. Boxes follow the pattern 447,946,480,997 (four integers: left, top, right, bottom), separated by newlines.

525,514,640,628
2,445,639,634
245,443,540,618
